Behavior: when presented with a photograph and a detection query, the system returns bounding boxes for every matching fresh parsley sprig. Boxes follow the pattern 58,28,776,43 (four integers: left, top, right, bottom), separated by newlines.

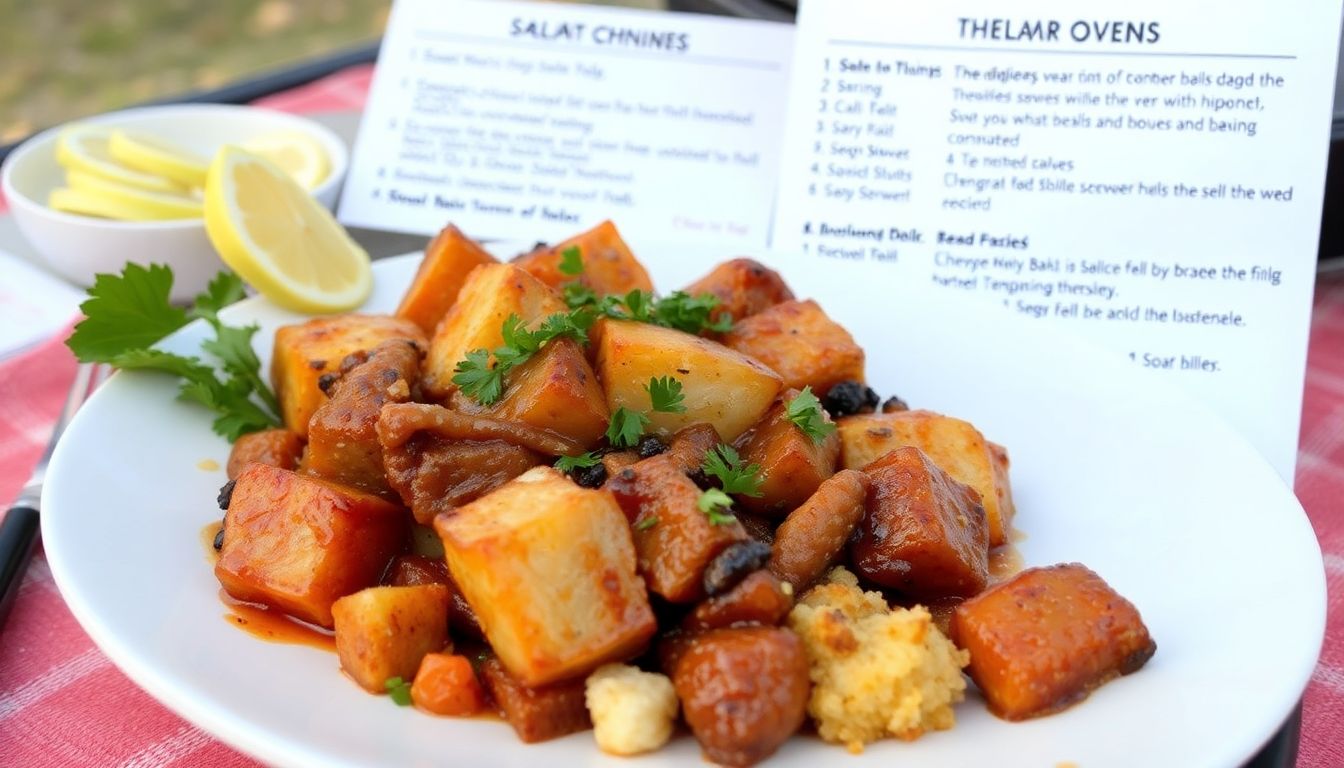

701,444,764,497
66,264,280,442
385,676,412,706
606,406,650,448
697,487,738,526
452,310,594,405
558,245,584,276
634,515,659,531
555,451,602,472
645,376,686,413
786,386,837,444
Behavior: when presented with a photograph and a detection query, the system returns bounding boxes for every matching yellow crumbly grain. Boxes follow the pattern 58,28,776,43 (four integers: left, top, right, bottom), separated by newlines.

787,567,969,753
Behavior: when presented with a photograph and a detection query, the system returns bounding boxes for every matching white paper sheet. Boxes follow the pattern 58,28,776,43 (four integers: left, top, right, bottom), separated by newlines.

772,0,1343,481
0,250,82,361
339,0,793,247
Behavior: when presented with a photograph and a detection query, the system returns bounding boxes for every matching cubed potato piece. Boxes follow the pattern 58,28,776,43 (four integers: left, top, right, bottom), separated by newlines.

226,428,303,480
215,464,408,627
722,299,863,398
514,220,653,296
396,224,498,334
596,320,781,441
332,584,451,693
482,657,592,743
839,410,1016,546
606,454,748,603
271,314,426,438
850,447,989,599
450,338,609,449
383,554,484,641
949,563,1156,720
412,652,487,716
435,467,656,687
382,433,542,526
682,570,794,631
303,340,421,497
672,627,810,767
682,258,794,328
423,263,566,399
736,392,839,516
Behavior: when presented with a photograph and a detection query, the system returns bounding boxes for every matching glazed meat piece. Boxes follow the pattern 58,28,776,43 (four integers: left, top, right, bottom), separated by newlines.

378,402,581,457
839,410,1016,547
735,391,840,517
948,563,1156,720
214,464,407,628
683,570,794,632
382,434,540,526
481,657,592,743
606,454,748,603
769,469,868,589
303,339,421,497
664,423,720,475
681,258,795,328
270,314,425,437
225,428,303,480
850,447,989,600
671,626,811,767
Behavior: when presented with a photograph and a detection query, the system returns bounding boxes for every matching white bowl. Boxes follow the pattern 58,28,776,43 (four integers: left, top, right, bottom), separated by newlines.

1,104,349,303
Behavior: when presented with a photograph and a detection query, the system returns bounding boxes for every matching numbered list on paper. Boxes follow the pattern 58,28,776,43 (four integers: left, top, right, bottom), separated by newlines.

773,1,1342,478
340,0,793,245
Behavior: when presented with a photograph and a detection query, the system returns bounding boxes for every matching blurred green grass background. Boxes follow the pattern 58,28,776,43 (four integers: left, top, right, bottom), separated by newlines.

0,0,666,145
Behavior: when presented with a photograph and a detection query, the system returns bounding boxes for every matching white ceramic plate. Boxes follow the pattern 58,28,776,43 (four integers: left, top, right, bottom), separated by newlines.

43,248,1324,768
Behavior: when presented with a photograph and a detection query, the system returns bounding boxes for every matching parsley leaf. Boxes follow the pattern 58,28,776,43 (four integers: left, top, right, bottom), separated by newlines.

786,386,837,444
66,263,188,361
606,406,650,448
645,376,686,413
634,515,659,531
555,451,602,472
701,444,764,497
454,310,595,405
385,676,413,706
452,348,505,405
65,264,280,442
558,245,584,276
697,487,737,525
563,281,598,309
652,291,734,334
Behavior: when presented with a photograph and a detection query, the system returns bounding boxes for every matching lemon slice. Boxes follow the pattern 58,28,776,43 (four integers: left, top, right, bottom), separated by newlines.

57,169,203,220
56,125,187,194
108,129,210,188
242,131,330,190
204,146,370,313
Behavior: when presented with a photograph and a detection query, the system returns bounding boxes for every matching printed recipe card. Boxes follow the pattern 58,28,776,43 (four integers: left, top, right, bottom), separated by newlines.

773,0,1344,480
340,0,794,247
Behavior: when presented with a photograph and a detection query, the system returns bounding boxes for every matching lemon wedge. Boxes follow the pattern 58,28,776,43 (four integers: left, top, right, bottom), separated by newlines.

55,170,203,220
203,146,370,313
108,130,210,188
56,125,187,194
242,131,330,190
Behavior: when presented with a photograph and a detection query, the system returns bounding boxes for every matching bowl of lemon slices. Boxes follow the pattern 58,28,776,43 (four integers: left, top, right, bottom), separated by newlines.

1,104,359,306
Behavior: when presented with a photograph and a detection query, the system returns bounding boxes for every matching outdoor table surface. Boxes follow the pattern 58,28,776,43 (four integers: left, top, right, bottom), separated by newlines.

0,63,1341,767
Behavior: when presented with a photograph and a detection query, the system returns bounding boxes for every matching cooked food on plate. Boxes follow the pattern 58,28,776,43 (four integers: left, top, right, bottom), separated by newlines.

90,219,1155,765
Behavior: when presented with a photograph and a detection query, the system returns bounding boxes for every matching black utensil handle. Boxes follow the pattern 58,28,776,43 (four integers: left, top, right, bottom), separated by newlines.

0,505,40,630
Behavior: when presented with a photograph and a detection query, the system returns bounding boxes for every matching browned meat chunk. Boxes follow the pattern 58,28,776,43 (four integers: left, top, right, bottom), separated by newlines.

735,392,839,516
226,428,303,480
481,657,592,743
681,258,795,328
769,469,868,589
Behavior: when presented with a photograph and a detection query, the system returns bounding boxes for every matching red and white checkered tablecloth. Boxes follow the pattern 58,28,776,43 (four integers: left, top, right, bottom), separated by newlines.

0,63,1342,766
